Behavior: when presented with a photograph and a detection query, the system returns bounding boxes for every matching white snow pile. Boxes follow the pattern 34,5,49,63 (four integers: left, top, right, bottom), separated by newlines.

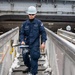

43,55,52,74
8,56,20,75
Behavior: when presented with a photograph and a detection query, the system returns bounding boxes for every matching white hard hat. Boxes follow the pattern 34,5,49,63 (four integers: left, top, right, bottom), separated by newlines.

27,6,37,14
66,25,71,31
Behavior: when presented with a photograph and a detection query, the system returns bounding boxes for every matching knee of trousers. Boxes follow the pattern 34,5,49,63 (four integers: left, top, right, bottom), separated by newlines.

30,47,40,60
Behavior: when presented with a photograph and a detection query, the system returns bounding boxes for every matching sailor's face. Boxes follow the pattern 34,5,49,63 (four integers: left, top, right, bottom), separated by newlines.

28,14,36,19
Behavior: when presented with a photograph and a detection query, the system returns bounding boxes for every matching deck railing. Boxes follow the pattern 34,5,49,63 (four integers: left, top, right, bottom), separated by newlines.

0,27,19,75
45,28,75,75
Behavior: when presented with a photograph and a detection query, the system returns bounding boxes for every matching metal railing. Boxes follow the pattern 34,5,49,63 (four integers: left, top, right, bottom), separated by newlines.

57,29,75,44
45,28,75,75
0,27,19,75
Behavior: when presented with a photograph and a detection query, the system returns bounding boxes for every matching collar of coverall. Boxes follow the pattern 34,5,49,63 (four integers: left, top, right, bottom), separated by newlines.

27,18,36,24
29,18,34,22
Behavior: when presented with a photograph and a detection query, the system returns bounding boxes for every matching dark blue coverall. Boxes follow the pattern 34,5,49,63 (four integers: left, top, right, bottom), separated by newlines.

20,18,47,75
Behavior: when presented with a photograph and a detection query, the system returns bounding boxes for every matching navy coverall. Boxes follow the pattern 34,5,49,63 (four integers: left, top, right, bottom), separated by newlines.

20,18,47,75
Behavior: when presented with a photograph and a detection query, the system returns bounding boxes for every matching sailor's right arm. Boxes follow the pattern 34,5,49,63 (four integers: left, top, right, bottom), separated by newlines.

20,24,25,44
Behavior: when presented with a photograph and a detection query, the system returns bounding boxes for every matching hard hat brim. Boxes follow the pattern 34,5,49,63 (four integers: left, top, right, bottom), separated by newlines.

27,11,37,14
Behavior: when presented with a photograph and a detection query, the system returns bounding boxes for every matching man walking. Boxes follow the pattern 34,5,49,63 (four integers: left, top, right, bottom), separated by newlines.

20,6,47,75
